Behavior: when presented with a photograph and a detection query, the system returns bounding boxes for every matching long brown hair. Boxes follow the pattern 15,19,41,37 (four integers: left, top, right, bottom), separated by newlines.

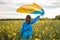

25,15,31,24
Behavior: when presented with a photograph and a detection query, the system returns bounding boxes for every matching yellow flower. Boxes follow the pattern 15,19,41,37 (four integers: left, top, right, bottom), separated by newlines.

45,27,48,30
13,32,16,36
8,35,11,38
35,38,40,40
53,39,55,40
42,31,45,34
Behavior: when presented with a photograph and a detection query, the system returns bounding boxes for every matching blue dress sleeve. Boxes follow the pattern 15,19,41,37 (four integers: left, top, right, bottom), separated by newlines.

30,15,40,24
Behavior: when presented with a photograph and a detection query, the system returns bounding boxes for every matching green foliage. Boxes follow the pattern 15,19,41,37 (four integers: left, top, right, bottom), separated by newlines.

0,20,60,40
55,15,60,20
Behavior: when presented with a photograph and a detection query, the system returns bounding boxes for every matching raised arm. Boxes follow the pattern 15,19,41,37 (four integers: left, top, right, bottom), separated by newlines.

30,15,40,24
30,8,44,24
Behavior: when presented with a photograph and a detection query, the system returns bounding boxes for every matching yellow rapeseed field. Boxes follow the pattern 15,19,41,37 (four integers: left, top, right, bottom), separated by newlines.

0,20,60,40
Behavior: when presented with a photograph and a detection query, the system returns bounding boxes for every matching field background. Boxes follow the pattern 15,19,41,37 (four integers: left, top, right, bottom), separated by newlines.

0,20,60,40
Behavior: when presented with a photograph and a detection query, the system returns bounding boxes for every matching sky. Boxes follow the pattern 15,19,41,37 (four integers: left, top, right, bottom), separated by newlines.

0,0,60,19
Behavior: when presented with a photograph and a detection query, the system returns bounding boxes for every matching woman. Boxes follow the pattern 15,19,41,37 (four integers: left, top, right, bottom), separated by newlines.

20,9,44,40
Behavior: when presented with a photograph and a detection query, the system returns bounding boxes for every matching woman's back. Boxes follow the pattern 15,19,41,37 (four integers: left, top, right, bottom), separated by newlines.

21,22,32,38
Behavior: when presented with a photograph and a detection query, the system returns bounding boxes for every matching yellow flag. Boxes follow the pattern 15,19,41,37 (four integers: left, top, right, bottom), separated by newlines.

17,3,42,13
